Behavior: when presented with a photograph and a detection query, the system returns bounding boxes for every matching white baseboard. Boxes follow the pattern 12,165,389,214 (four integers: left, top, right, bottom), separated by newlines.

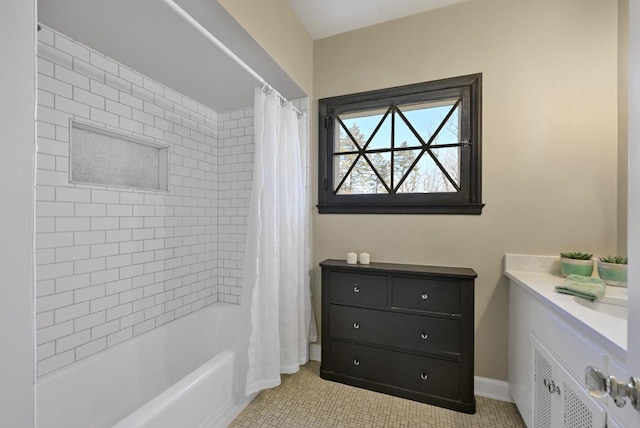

307,345,513,403
474,376,513,403
309,343,321,362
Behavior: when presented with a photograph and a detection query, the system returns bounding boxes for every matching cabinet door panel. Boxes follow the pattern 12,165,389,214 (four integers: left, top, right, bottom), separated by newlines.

532,339,555,428
531,335,606,428
329,304,461,355
557,357,606,428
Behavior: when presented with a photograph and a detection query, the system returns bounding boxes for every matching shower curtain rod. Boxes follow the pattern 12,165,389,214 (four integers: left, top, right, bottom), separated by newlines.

162,0,305,117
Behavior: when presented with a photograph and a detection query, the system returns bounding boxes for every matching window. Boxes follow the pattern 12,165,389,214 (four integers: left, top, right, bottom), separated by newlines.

70,120,169,192
318,74,483,214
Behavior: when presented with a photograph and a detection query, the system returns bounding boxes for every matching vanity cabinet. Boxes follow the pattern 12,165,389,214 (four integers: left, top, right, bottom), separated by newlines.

508,271,629,428
319,259,476,413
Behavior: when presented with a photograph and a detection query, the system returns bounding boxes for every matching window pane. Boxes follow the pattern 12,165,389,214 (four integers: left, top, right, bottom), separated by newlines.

432,146,460,187
337,124,358,152
366,151,391,189
393,148,421,191
367,114,391,150
397,153,457,193
336,156,386,195
394,114,424,149
338,108,391,152
399,99,458,145
433,105,459,146
334,153,358,191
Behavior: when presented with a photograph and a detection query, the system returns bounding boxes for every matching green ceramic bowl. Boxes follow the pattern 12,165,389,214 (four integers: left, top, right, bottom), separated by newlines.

597,261,627,287
560,258,594,277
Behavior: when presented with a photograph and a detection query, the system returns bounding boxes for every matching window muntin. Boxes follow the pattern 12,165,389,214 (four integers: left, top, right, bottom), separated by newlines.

318,74,483,214
333,99,461,196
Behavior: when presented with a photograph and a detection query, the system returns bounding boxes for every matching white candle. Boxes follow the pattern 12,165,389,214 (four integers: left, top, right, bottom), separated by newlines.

346,252,357,264
359,252,370,265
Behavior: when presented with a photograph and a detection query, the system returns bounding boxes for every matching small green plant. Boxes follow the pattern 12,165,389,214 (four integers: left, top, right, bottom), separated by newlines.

599,255,628,264
560,252,593,260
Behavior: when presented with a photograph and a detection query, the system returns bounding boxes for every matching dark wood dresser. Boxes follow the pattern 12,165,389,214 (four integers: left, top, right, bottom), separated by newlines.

319,259,477,413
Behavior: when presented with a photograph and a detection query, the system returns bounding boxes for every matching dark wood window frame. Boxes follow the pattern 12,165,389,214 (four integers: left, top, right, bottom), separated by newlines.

318,74,483,214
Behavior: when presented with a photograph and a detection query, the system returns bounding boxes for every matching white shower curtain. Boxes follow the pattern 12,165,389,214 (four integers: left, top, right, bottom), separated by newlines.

244,86,314,396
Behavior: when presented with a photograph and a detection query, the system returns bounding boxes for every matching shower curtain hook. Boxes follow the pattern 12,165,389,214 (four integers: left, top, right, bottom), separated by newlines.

260,83,306,118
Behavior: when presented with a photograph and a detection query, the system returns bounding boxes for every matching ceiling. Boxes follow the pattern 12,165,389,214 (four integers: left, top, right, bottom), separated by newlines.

38,0,468,112
38,0,306,112
287,0,468,40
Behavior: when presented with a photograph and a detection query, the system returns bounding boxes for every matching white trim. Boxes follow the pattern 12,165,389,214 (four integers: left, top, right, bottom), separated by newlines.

474,376,513,403
309,343,321,362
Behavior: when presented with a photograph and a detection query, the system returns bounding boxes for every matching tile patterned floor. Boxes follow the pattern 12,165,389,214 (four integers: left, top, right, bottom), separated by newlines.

231,361,526,427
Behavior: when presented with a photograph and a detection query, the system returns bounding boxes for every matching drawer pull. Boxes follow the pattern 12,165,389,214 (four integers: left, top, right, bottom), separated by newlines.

421,373,428,380
421,293,429,300
353,285,360,293
353,322,360,329
421,333,429,340
353,359,360,366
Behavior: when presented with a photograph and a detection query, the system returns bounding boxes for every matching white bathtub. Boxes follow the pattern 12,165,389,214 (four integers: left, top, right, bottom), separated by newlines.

114,349,242,428
36,302,254,428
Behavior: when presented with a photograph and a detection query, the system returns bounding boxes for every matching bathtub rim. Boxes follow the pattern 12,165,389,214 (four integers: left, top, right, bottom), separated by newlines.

36,302,248,428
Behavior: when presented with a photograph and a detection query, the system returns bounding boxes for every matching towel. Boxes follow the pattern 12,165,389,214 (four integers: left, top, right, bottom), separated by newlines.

555,274,606,302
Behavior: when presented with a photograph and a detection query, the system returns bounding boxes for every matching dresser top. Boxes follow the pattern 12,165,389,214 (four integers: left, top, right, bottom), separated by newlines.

320,259,477,279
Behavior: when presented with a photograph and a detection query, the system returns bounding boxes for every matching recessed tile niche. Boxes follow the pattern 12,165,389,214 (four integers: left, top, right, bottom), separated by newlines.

70,121,169,191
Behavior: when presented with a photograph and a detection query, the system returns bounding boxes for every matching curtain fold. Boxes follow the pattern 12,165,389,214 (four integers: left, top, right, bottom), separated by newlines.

245,87,313,396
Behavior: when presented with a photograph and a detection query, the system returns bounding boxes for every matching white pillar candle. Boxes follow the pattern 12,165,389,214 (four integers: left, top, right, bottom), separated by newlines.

346,252,357,264
359,252,370,265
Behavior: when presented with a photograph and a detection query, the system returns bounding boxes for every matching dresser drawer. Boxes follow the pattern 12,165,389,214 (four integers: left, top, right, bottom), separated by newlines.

391,276,460,314
329,305,460,355
330,341,460,400
329,271,387,306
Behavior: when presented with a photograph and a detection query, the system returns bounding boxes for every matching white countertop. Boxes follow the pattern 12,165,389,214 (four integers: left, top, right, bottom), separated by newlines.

504,254,627,357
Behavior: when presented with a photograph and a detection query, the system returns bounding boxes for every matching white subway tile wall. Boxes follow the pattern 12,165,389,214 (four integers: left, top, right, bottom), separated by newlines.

216,97,308,304
34,25,256,377
217,108,254,304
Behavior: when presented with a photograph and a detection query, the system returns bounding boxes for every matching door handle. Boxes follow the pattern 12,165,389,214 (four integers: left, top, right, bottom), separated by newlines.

585,366,640,410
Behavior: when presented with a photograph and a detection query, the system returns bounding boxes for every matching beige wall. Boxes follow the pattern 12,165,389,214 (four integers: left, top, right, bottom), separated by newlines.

218,0,313,96
618,0,629,255
314,0,619,381
220,0,620,381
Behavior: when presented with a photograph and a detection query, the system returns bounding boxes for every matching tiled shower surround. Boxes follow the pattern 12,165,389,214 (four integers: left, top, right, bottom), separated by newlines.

35,26,255,376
